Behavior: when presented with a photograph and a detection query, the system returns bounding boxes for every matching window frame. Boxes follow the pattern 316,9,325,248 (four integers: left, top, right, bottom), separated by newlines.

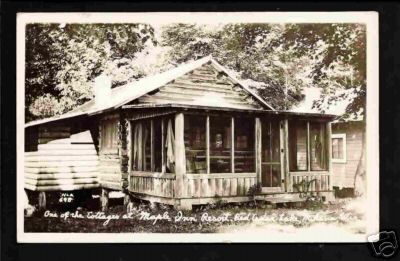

289,120,329,172
331,133,347,163
183,113,256,175
208,115,233,174
130,116,174,174
234,116,256,173
184,115,208,174
288,120,309,172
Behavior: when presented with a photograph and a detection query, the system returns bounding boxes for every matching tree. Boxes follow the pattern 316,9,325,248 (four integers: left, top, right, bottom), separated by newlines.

26,23,157,121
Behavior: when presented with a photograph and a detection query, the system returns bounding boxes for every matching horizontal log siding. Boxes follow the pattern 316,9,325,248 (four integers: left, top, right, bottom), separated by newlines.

137,64,262,110
98,113,124,191
98,153,122,190
24,126,100,192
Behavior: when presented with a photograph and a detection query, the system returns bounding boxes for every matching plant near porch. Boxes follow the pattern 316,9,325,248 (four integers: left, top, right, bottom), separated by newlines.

247,182,262,209
292,178,317,198
292,179,324,210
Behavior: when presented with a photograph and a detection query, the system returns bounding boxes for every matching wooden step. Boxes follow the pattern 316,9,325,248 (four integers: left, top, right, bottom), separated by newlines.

259,194,306,204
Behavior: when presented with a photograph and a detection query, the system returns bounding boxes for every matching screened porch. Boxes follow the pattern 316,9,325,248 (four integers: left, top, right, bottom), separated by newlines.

125,108,333,207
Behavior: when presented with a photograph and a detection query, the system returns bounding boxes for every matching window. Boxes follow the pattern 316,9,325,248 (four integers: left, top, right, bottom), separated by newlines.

234,117,255,173
289,121,308,171
210,117,232,173
132,120,151,171
184,115,207,174
101,119,118,152
289,120,328,171
332,134,346,163
132,117,175,173
310,122,327,170
183,114,257,174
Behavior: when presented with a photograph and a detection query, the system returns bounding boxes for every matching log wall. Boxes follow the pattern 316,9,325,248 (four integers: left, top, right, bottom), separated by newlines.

98,153,121,190
97,113,125,191
24,125,100,191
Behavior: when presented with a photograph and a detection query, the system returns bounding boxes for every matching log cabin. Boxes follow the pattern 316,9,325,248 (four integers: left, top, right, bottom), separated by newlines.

24,56,336,210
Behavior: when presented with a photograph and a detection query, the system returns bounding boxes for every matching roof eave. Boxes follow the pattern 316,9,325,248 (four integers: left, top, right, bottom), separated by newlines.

122,103,336,119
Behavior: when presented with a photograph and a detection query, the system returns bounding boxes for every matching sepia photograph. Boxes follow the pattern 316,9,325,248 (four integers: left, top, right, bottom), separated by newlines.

16,12,379,243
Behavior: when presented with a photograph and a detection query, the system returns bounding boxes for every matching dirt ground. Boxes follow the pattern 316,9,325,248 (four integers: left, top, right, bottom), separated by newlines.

24,195,366,237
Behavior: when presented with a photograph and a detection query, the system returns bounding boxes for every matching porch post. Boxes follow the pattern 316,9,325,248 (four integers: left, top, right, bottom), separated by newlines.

174,113,188,207
279,120,285,191
255,118,262,185
283,119,291,192
326,121,333,190
118,112,129,191
38,191,46,211
206,116,210,174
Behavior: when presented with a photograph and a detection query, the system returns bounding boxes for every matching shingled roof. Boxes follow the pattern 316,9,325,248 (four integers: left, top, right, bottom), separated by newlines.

26,56,275,127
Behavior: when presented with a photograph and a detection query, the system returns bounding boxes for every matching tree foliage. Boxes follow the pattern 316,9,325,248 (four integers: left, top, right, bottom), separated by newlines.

283,23,366,119
25,23,156,121
161,23,366,115
26,22,366,120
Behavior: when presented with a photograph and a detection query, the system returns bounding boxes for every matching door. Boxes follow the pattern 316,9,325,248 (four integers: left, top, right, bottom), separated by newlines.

261,119,283,192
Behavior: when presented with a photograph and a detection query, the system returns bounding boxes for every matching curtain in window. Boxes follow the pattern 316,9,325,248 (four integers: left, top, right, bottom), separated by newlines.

310,122,326,171
133,123,143,170
166,119,175,171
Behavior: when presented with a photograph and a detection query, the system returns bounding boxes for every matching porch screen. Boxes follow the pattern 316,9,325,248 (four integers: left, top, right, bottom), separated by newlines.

153,120,162,172
184,115,207,174
210,116,232,173
132,120,151,171
262,120,281,187
289,121,308,171
234,117,255,173
310,122,327,171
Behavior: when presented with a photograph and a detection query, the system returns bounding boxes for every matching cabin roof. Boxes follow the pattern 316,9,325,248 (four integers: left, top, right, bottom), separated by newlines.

26,56,279,127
